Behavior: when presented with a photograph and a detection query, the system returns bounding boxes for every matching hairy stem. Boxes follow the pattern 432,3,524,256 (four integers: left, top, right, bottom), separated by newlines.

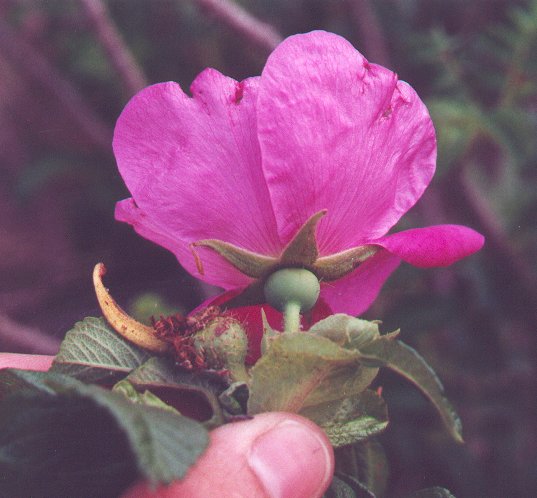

283,301,301,334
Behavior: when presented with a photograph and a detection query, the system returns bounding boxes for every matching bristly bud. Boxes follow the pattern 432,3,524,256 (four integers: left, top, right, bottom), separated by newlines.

152,306,223,371
192,317,249,383
151,307,249,381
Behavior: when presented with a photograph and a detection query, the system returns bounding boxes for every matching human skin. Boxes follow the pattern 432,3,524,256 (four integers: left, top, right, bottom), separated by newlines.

123,412,334,498
0,353,334,498
0,352,55,371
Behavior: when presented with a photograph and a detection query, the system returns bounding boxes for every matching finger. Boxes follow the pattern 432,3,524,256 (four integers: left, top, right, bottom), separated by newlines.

123,412,334,498
0,353,54,371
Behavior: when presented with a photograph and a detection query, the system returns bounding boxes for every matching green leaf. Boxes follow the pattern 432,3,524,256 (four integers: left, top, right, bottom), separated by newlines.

125,357,227,428
0,369,209,494
359,337,463,443
407,487,456,498
0,391,138,498
0,368,57,400
336,440,389,498
354,440,389,497
301,390,388,447
50,317,151,383
324,474,376,498
248,332,378,414
324,476,359,498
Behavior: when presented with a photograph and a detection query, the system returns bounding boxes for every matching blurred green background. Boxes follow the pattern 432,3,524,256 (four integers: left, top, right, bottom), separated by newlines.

1,1,536,496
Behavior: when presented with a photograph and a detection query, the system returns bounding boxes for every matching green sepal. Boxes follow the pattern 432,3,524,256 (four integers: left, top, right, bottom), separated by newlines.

195,210,378,300
192,239,277,278
315,245,378,281
280,210,326,265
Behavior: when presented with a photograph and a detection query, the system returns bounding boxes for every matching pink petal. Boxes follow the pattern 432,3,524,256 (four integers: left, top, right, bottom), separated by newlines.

116,199,252,289
320,250,401,315
257,31,436,254
375,225,485,268
113,71,282,284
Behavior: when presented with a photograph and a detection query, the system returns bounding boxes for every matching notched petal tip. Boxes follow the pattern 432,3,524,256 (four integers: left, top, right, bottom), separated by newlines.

92,263,169,353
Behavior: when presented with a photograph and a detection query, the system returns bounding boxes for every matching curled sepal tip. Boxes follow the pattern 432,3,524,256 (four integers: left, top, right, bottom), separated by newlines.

92,263,169,353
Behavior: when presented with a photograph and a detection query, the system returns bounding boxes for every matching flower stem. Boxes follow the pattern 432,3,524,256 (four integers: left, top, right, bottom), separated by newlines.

283,301,301,334
228,362,250,384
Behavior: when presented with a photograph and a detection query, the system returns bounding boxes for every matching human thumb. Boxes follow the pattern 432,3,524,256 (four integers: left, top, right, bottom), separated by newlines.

0,353,54,371
123,412,334,498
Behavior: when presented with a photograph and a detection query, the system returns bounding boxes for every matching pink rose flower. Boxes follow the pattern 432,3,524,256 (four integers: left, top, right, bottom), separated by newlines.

113,31,483,324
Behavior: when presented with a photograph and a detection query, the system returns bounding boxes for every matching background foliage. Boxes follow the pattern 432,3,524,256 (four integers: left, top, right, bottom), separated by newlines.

1,1,536,496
